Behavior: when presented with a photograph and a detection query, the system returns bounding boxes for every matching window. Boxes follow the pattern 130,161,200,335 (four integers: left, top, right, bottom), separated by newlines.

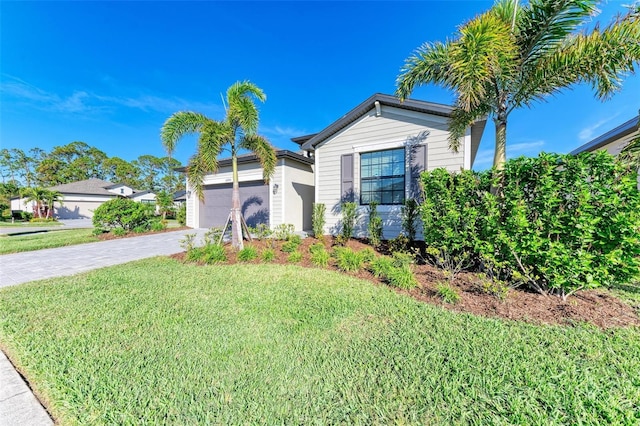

120,188,124,194
360,148,405,205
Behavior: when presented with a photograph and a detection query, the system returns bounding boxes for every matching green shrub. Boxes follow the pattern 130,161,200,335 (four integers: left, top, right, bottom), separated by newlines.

334,247,365,272
310,247,330,267
92,228,106,236
421,152,640,299
340,202,357,240
436,283,460,304
387,265,419,289
369,256,394,278
312,203,326,239
133,225,147,234
367,202,383,248
280,234,301,253
176,203,186,226
201,244,227,264
477,273,509,300
93,198,152,231
391,251,414,268
273,224,295,241
180,233,197,252
388,234,411,254
203,227,224,245
360,247,376,263
150,220,165,232
309,243,326,255
261,248,275,262
287,251,303,263
237,246,258,262
251,223,272,240
113,227,127,237
401,198,420,242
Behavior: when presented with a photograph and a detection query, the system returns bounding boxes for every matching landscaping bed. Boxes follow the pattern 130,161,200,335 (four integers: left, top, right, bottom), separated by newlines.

172,236,640,329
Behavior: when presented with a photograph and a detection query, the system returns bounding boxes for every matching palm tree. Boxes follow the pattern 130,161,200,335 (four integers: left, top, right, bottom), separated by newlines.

396,0,640,170
43,190,63,219
20,186,48,219
161,81,276,249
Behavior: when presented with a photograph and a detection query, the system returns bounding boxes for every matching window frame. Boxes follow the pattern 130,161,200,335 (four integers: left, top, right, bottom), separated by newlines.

359,147,406,206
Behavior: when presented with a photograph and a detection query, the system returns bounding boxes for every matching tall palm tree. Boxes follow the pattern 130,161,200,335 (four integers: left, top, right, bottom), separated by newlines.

43,190,63,219
161,81,276,249
20,186,48,219
396,0,640,170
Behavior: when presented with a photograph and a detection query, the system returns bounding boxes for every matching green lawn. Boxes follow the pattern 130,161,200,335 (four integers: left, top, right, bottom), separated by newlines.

0,229,99,254
0,220,64,227
1,260,639,425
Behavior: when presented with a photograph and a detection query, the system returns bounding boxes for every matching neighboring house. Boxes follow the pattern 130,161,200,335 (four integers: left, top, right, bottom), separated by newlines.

182,150,314,231
182,93,486,237
297,93,486,238
570,114,639,187
10,178,159,219
173,190,186,207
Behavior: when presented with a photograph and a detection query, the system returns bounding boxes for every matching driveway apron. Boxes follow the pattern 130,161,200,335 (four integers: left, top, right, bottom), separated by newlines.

0,228,206,288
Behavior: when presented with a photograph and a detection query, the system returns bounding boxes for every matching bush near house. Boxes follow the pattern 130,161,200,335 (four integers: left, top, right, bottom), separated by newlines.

420,151,640,299
92,198,156,233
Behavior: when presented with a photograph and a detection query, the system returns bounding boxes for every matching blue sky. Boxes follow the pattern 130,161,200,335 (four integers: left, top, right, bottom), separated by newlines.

2,1,638,170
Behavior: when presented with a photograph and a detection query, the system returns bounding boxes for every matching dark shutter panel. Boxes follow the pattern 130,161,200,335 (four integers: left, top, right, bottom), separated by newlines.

341,153,354,202
410,145,427,199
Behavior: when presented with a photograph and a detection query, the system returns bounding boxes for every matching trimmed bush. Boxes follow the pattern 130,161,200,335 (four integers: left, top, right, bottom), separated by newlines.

340,202,357,240
176,203,186,226
420,151,640,298
367,202,383,248
93,198,153,232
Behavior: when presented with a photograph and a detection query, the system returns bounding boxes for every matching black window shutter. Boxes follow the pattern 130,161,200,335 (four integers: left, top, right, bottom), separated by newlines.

341,153,354,202
410,145,427,199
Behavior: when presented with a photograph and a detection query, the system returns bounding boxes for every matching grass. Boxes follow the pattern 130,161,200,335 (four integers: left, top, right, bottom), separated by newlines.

0,229,99,254
1,260,639,425
0,220,64,227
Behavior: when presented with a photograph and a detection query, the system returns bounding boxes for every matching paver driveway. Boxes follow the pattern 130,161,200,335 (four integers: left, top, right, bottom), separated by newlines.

0,228,206,287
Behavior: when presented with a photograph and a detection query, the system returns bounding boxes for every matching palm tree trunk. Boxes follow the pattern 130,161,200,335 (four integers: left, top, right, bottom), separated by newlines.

231,154,244,250
493,113,507,170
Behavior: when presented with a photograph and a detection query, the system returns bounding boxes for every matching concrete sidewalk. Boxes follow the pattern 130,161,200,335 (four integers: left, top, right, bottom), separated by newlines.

1,228,206,287
0,351,53,426
0,228,206,425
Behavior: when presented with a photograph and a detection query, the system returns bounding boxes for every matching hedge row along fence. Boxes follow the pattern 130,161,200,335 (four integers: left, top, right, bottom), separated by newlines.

420,151,640,299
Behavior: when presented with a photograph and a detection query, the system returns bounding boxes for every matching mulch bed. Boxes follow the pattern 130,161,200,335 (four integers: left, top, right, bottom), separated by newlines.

170,236,640,329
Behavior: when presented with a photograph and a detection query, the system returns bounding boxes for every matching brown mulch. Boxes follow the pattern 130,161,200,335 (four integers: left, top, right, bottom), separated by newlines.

170,237,640,329
96,226,190,241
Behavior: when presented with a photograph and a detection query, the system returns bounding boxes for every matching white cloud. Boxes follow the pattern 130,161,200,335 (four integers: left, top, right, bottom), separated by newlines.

577,115,621,142
508,140,545,153
0,75,222,117
261,125,307,139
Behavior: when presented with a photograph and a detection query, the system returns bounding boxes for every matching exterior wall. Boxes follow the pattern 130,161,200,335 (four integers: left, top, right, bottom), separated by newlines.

315,105,466,239
107,185,134,196
185,181,196,228
270,160,284,228
55,194,116,219
282,159,315,232
130,193,157,203
10,197,29,211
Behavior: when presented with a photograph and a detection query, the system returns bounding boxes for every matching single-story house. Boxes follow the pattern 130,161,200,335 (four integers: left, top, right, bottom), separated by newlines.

570,114,639,187
11,178,158,219
183,150,314,231
185,93,486,238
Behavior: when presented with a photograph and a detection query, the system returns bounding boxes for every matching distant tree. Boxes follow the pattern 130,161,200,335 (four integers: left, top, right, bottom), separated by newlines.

103,157,142,189
155,190,175,220
396,0,640,170
161,80,276,249
36,142,108,185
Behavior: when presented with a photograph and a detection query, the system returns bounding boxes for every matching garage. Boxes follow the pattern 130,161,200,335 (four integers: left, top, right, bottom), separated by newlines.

200,181,269,228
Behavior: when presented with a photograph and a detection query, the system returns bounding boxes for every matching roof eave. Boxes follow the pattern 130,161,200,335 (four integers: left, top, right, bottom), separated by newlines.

570,115,639,155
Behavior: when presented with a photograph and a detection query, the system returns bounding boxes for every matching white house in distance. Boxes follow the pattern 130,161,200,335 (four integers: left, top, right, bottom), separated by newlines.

10,178,158,219
185,93,486,238
570,114,639,187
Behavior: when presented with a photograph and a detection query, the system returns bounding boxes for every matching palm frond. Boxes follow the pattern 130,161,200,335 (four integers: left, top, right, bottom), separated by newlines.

240,134,277,182
226,81,266,136
518,0,598,66
395,41,453,101
449,11,518,111
517,6,640,106
160,111,210,155
448,103,492,152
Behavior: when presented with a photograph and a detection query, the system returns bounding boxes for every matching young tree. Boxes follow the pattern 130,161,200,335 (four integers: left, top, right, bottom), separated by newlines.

161,81,276,249
20,186,48,218
396,0,640,170
43,190,63,219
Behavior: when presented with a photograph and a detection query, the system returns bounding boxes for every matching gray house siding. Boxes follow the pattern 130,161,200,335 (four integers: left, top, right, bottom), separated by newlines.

314,104,470,239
